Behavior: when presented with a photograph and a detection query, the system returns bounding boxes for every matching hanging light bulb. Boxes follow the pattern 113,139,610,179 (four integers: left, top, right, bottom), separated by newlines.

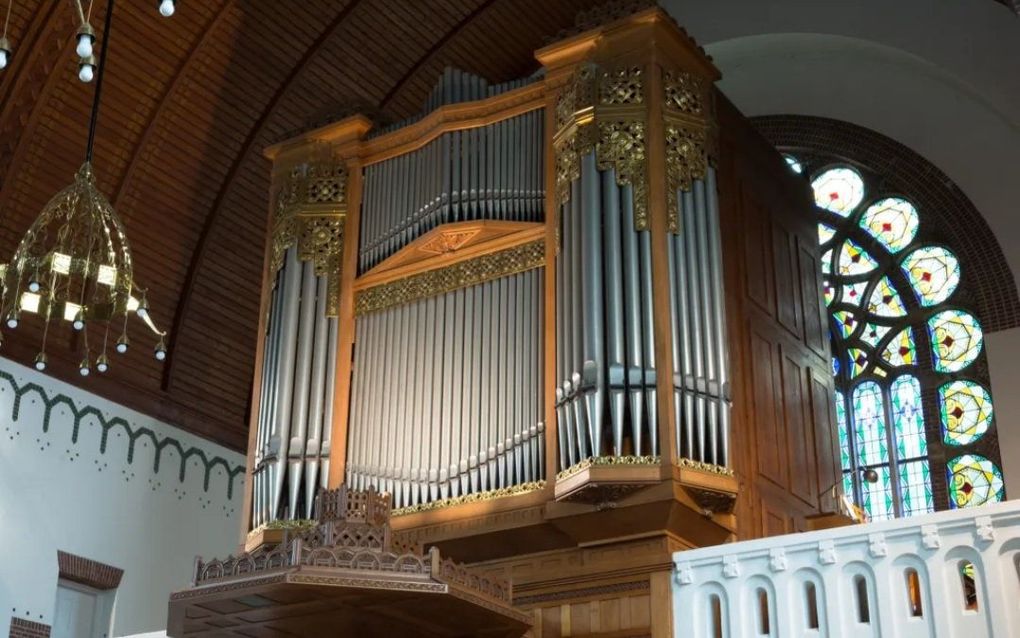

76,24,95,59
72,307,86,331
95,353,109,373
34,352,47,371
154,335,167,361
158,0,175,17
5,310,18,329
27,271,42,293
115,334,129,354
78,354,91,376
136,293,150,320
0,37,10,71
78,55,96,83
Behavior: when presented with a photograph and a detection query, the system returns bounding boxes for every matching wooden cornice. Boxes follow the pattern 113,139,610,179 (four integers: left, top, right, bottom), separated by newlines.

535,7,720,81
354,220,545,292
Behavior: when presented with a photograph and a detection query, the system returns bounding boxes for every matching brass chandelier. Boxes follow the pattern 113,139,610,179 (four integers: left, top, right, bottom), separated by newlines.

0,0,172,376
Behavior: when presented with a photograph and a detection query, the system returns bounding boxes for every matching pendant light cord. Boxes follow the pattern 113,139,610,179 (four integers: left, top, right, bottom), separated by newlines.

3,0,12,39
84,0,113,164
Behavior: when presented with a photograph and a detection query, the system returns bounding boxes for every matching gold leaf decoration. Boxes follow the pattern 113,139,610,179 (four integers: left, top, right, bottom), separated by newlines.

355,239,545,315
271,161,347,316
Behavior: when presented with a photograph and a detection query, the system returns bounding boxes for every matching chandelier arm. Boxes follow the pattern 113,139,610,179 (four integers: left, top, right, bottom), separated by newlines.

84,0,114,164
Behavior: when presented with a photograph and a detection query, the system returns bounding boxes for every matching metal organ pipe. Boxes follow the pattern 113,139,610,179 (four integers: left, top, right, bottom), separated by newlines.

664,172,731,467
556,162,668,468
346,271,546,508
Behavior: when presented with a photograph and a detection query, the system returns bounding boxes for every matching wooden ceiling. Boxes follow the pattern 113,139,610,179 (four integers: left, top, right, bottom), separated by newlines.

0,0,601,450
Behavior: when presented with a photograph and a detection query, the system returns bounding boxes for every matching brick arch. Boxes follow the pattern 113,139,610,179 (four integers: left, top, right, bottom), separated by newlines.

752,114,1020,333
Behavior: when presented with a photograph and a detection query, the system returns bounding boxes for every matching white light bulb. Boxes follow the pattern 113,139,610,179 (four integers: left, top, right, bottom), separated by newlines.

6,318,17,329
72,319,85,331
96,360,109,373
116,343,128,354
76,34,93,58
136,307,149,320
0,51,8,70
155,348,166,361
78,63,94,83
159,0,175,17
35,360,45,371
27,281,40,293
79,366,90,376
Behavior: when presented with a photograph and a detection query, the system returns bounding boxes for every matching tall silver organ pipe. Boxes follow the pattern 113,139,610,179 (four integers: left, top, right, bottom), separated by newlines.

358,108,545,273
347,269,545,509
556,155,660,467
251,247,340,524
668,168,730,466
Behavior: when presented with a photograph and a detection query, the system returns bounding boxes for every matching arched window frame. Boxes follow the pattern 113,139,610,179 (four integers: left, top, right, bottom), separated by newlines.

779,152,1005,519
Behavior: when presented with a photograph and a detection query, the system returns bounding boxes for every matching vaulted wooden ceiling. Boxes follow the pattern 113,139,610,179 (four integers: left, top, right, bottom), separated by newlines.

0,0,601,450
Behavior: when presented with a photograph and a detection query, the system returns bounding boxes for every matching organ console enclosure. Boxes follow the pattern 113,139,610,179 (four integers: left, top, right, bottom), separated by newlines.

168,7,840,636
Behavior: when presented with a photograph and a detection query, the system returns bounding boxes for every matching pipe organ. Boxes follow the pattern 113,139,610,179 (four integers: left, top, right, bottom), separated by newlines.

242,10,837,573
247,11,737,528
223,9,842,637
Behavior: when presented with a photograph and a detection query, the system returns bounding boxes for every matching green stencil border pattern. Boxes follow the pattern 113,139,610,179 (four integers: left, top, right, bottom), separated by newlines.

1,367,245,499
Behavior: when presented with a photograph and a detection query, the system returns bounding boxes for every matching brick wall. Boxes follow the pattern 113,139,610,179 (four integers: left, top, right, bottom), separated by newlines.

56,551,123,591
8,618,50,638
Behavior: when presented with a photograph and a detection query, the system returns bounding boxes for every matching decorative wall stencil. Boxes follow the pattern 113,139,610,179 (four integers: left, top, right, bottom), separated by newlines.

0,364,244,498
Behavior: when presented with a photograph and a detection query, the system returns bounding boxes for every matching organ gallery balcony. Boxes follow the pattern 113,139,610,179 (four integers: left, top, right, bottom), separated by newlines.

671,500,1020,637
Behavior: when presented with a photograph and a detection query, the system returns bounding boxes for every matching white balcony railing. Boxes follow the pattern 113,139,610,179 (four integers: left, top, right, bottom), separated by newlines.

672,501,1020,637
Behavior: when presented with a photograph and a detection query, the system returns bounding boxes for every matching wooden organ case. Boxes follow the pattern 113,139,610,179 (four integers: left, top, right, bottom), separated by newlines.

169,8,841,637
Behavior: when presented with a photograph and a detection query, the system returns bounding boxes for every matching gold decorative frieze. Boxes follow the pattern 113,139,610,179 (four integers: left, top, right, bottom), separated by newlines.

663,69,717,234
554,64,650,229
271,160,347,316
355,239,545,315
391,481,546,517
556,455,661,481
674,456,734,476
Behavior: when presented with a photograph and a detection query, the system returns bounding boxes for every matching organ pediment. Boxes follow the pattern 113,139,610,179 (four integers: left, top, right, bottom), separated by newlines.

355,220,545,291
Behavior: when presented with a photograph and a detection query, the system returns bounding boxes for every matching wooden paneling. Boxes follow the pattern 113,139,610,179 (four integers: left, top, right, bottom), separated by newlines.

798,237,829,358
772,222,802,337
750,329,785,485
716,94,839,539
781,347,816,506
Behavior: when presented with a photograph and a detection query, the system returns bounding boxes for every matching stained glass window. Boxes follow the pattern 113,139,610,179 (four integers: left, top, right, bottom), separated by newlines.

818,223,836,245
939,381,993,446
867,276,906,317
837,240,879,276
929,310,983,372
880,328,915,367
901,246,961,306
786,154,1003,518
812,167,865,216
859,198,919,253
947,454,1004,508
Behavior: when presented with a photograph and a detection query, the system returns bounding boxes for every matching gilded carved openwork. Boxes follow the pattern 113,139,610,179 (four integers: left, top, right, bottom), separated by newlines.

554,64,650,229
271,161,347,316
354,239,545,316
663,69,717,234
554,64,716,234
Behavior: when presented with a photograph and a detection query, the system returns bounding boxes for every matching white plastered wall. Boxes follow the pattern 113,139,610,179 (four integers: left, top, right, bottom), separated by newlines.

0,356,244,636
659,0,1020,496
